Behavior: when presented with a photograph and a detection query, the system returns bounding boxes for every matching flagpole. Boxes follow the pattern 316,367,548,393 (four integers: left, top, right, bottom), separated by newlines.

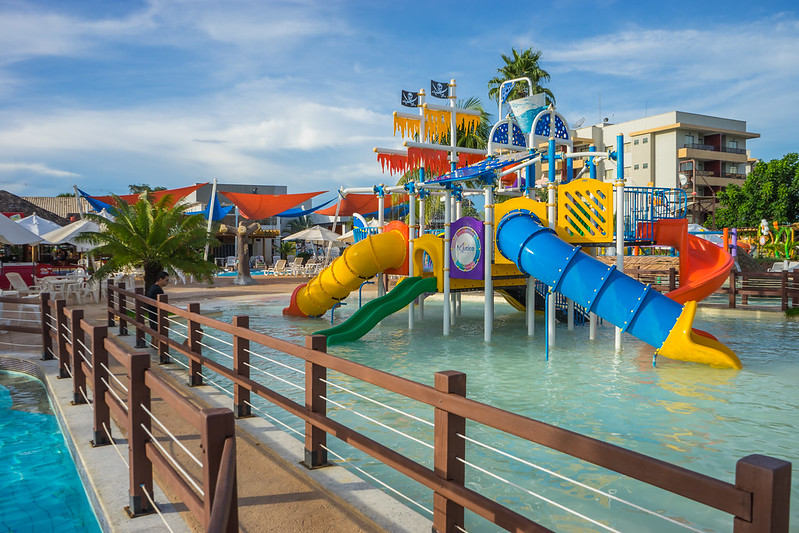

203,178,218,261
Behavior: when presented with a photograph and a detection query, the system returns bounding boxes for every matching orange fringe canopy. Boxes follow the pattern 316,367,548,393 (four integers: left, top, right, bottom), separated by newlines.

315,194,397,217
221,191,326,220
377,150,485,177
93,183,208,208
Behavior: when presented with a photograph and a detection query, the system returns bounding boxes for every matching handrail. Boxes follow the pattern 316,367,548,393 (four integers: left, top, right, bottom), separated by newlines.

99,282,792,531
207,437,237,533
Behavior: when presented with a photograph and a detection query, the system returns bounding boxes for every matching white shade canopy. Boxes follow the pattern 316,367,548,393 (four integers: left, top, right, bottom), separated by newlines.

0,213,43,245
41,218,102,251
16,214,62,236
283,225,344,245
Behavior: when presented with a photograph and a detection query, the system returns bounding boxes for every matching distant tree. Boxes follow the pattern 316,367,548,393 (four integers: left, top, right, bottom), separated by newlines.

277,241,295,260
286,215,315,234
487,47,555,106
129,184,167,194
715,153,799,227
76,193,218,289
57,192,76,197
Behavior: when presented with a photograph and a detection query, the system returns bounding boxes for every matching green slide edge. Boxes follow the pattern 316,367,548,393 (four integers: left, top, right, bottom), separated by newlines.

314,276,438,345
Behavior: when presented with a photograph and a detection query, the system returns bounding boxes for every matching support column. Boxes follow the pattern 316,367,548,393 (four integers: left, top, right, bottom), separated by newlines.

484,185,494,342
377,186,386,297
547,134,557,347
407,182,416,330
443,187,451,336
614,133,625,352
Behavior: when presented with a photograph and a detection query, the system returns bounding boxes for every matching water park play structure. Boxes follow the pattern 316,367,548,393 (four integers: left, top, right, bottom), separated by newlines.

284,78,741,369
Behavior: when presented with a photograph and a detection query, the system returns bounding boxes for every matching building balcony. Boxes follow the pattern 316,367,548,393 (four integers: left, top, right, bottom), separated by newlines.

678,146,748,163
689,173,747,188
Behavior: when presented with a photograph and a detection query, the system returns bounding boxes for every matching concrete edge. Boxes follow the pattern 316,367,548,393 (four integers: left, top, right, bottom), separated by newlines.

0,354,189,533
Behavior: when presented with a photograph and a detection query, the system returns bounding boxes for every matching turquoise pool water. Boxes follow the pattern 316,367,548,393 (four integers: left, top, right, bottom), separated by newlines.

0,371,101,533
193,295,797,532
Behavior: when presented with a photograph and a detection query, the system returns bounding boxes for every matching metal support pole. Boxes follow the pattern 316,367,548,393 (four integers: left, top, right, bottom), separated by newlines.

547,136,557,346
484,185,494,342
615,133,625,352
377,187,386,297
443,187,451,336
408,183,416,330
526,276,535,337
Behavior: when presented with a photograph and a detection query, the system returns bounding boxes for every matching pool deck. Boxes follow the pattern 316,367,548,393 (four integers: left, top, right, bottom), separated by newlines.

0,274,429,533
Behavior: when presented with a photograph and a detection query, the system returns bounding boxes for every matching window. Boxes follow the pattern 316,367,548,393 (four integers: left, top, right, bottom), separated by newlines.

642,138,648,144
728,140,738,149
634,139,639,145
634,164,640,170
685,134,694,145
643,163,648,169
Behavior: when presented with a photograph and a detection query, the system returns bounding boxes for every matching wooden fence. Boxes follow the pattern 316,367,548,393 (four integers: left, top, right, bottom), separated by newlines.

98,281,792,532
724,270,799,311
43,294,238,532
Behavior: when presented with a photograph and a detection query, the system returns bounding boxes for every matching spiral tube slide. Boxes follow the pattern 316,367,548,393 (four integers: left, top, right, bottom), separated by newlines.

496,210,741,369
283,229,407,317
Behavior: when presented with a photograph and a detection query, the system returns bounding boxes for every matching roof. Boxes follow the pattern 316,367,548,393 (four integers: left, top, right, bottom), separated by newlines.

629,122,760,139
0,191,72,225
22,195,91,220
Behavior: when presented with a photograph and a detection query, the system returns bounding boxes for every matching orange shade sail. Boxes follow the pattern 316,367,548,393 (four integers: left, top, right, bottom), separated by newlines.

94,183,208,208
221,191,326,220
315,194,397,217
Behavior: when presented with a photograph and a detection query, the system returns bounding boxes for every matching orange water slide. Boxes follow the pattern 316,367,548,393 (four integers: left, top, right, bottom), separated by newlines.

654,219,734,304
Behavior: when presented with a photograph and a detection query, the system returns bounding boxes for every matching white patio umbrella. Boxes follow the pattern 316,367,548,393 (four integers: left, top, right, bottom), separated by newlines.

0,214,43,245
16,214,62,236
41,218,102,251
283,225,345,246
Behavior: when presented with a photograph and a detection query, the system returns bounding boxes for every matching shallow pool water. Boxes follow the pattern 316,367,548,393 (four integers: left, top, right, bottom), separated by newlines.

193,294,798,532
0,371,101,532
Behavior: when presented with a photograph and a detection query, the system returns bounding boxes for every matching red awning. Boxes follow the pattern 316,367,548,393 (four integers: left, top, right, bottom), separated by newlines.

221,191,326,220
315,194,396,217
94,183,208,207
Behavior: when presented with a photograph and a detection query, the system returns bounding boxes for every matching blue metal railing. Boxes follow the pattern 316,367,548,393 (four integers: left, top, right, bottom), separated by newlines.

353,226,380,243
623,187,687,243
535,280,591,326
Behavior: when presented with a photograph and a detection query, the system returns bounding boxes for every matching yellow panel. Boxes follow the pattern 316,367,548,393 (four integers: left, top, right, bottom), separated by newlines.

493,197,547,264
557,178,613,244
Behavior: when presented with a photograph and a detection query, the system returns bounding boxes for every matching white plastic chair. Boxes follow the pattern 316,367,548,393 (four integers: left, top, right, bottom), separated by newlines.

4,272,42,297
265,259,287,276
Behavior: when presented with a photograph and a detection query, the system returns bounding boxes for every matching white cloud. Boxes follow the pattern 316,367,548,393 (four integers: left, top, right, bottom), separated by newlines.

0,162,79,178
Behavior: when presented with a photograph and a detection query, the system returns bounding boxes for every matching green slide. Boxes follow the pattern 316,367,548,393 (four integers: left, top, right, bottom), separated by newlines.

315,276,438,345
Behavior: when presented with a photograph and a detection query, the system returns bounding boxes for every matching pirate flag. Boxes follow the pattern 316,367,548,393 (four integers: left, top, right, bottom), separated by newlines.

430,80,449,99
401,90,419,107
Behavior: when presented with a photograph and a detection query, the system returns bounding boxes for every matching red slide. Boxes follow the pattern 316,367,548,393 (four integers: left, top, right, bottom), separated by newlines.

654,219,734,304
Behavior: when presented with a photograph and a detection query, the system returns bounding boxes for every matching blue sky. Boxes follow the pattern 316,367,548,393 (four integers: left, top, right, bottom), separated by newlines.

0,0,797,198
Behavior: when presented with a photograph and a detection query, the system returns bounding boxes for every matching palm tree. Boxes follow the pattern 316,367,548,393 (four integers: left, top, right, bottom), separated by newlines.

487,47,555,106
76,193,219,289
286,215,314,234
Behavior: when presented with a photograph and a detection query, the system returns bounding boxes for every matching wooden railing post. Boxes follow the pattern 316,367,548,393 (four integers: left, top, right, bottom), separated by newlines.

729,270,737,309
68,308,86,405
134,287,146,348
780,270,788,312
733,454,791,533
118,282,128,336
433,370,466,533
202,408,238,532
90,325,111,446
793,271,799,307
668,267,676,292
232,315,251,417
157,294,170,364
126,351,153,516
187,302,203,386
40,292,52,360
302,335,328,469
741,274,749,305
55,299,69,378
107,281,116,327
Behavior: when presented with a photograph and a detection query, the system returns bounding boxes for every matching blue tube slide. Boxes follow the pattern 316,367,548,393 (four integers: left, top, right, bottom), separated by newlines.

496,210,681,349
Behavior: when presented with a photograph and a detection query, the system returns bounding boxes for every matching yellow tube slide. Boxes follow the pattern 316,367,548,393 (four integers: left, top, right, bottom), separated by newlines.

283,230,407,317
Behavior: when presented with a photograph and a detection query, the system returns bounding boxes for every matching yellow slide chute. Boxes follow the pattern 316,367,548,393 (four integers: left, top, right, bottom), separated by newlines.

283,227,407,317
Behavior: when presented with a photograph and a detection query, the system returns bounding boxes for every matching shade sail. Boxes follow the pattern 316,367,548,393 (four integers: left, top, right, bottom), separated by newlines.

275,196,337,217
315,194,397,217
221,191,326,220
41,218,102,251
185,192,235,221
16,214,62,236
0,214,43,245
89,183,208,208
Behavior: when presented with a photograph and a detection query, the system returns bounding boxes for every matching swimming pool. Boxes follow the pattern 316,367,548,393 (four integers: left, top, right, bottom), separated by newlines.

0,371,101,532
192,294,797,531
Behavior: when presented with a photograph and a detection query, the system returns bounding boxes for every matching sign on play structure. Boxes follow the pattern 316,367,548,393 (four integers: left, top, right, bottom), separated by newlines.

450,217,484,280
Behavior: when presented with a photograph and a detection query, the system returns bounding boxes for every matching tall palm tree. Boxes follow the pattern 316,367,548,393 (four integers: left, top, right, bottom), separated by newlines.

76,193,219,289
487,47,555,106
286,215,315,234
